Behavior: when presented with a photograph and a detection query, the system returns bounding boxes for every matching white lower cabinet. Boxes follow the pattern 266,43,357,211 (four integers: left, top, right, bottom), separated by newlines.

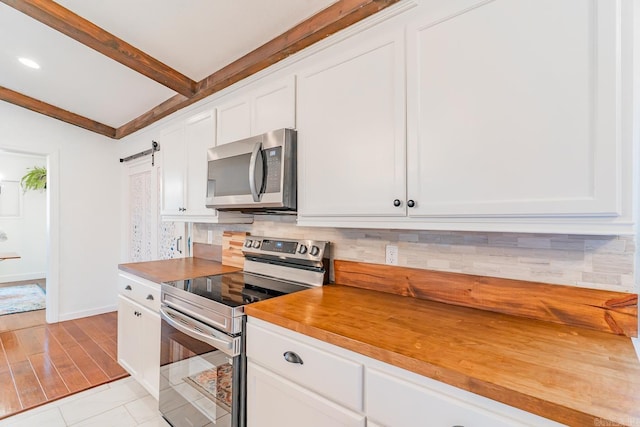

246,318,563,427
246,362,365,427
246,319,365,427
117,273,161,399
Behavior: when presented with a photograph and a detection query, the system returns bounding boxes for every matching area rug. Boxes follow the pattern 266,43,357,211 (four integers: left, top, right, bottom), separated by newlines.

0,284,46,315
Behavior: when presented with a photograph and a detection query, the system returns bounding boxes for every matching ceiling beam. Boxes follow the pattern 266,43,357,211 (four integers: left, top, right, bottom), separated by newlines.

115,0,401,139
0,86,116,138
0,0,197,97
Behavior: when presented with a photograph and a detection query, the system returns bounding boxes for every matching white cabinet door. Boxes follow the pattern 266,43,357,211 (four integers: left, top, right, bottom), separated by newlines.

117,295,140,378
138,304,160,400
185,110,218,217
217,76,296,146
117,295,161,400
297,33,406,217
406,0,621,217
252,76,296,135
217,98,251,146
247,362,365,427
160,124,186,216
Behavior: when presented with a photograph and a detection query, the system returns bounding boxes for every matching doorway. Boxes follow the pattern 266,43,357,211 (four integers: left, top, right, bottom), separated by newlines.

0,148,59,325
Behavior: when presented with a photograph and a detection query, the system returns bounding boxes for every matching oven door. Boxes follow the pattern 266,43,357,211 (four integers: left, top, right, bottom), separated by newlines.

159,305,245,427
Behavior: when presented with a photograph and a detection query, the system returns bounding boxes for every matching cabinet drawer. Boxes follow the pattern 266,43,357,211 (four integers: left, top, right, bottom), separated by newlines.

118,273,160,312
246,322,363,412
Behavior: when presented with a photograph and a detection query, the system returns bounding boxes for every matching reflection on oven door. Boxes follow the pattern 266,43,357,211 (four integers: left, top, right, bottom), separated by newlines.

160,319,237,426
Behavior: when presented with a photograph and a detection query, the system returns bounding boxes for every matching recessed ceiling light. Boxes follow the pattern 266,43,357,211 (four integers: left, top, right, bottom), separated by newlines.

18,57,40,69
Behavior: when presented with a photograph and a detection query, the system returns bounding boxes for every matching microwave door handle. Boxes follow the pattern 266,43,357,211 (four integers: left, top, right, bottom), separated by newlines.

249,142,264,202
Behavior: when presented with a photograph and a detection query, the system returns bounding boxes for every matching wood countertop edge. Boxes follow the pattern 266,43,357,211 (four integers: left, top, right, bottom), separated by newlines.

117,257,241,283
244,306,610,426
118,264,167,283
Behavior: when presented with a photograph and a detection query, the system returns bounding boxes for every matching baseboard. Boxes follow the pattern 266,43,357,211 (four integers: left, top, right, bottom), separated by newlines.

0,272,47,283
57,304,118,322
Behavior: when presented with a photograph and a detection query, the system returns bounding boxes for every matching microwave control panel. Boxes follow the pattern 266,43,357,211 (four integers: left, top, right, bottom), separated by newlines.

264,147,282,193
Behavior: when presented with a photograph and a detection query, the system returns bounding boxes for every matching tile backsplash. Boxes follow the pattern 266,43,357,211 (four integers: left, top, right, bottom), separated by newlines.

193,216,637,293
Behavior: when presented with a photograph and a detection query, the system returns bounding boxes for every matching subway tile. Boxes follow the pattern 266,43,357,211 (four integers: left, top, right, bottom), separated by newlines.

581,272,623,287
585,238,627,253
592,253,634,275
517,237,552,249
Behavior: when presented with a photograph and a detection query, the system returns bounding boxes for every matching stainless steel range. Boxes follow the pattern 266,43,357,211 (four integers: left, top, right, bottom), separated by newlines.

158,236,330,427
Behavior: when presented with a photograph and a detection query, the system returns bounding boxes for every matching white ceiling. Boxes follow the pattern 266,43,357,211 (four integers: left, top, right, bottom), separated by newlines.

0,0,337,128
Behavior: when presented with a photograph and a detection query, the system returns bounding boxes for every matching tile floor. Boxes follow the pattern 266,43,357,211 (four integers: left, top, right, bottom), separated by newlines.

0,377,169,427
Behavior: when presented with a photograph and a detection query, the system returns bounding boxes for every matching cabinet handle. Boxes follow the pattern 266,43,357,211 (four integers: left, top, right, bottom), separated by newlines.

125,285,132,291
407,199,416,208
393,199,402,207
283,351,304,365
176,236,183,254
146,294,154,301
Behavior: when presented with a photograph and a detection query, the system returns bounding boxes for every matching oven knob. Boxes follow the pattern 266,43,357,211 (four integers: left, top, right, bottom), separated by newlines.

310,245,320,256
245,239,253,248
252,240,261,249
298,245,308,254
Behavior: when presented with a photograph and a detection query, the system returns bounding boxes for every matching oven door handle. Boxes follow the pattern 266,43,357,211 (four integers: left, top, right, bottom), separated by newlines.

160,305,239,357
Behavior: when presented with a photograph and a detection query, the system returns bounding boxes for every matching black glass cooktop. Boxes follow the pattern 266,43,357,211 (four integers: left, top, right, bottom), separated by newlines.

163,272,311,308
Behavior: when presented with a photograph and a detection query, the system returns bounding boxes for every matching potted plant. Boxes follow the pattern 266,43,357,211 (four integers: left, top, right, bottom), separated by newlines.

20,166,47,192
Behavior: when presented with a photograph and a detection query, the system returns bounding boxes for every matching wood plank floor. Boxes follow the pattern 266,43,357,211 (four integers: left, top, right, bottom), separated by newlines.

0,311,127,420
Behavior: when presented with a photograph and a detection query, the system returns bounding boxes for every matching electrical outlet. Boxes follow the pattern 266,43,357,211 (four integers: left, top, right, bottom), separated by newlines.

385,244,398,265
207,230,213,244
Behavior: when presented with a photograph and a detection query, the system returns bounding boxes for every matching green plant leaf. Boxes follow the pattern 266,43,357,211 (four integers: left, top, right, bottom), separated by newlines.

20,166,47,192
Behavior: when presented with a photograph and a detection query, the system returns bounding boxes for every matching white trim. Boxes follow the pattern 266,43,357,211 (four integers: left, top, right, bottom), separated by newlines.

46,150,60,324
296,217,636,236
58,304,118,322
0,272,47,283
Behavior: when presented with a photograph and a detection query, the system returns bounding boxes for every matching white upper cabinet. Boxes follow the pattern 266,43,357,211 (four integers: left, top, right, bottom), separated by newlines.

297,0,634,234
184,111,218,217
217,99,251,146
252,77,297,135
160,123,186,217
297,32,406,217
406,0,621,218
217,76,296,146
160,109,252,223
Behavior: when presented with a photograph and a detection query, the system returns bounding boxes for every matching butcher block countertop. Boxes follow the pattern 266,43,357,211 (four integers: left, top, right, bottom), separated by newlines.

118,257,240,283
245,285,640,426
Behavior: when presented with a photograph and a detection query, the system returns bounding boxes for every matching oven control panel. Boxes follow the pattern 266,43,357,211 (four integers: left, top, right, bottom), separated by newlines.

243,236,328,263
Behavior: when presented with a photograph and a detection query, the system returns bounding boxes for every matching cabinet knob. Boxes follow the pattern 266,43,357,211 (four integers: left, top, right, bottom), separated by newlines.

125,285,132,291
407,199,416,208
393,199,402,207
283,351,304,365
146,294,154,301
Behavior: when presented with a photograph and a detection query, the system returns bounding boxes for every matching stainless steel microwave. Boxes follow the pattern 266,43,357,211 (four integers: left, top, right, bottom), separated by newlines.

205,128,296,213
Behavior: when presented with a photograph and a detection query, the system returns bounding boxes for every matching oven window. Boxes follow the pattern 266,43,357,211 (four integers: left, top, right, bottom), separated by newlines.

160,319,236,427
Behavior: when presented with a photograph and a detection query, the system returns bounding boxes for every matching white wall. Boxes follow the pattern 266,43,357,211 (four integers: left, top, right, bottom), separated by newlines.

0,101,121,322
0,152,47,282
